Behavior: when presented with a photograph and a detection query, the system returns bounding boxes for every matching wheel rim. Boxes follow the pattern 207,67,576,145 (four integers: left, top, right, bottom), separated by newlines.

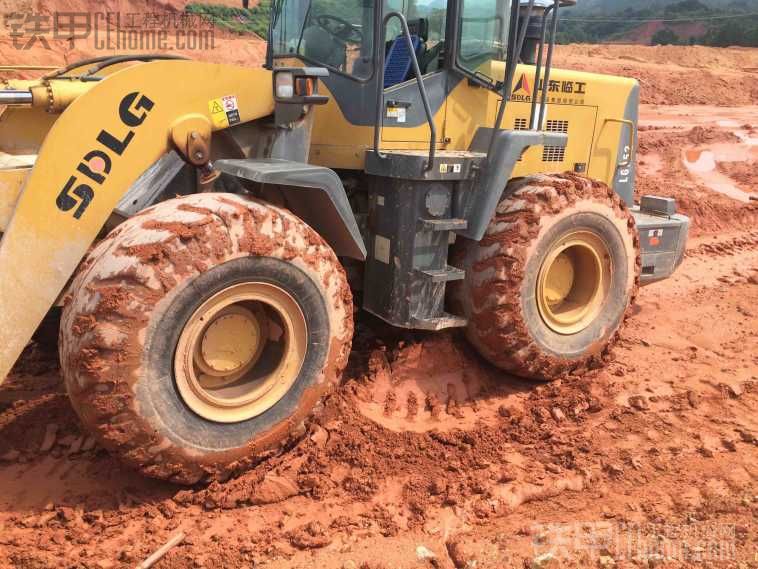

536,230,611,335
174,282,307,423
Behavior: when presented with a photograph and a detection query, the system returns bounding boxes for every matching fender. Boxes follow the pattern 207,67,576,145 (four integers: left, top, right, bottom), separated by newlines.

0,60,276,383
455,128,568,241
214,158,367,260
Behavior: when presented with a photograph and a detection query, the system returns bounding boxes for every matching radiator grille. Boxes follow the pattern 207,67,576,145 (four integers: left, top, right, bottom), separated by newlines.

543,120,568,163
546,119,569,133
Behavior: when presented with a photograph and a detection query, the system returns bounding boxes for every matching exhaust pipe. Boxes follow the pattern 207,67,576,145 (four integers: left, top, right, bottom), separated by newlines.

0,90,33,106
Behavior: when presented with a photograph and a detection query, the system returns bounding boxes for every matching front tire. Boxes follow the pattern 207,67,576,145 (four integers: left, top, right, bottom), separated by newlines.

451,173,640,380
60,194,353,484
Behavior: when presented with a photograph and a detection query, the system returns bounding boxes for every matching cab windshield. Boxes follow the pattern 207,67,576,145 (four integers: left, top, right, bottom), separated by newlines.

271,0,375,79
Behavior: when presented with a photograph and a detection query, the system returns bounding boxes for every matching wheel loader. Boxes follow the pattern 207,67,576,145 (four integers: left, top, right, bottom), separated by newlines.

0,0,689,483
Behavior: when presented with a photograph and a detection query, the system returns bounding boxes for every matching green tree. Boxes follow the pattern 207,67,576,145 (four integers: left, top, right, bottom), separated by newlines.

651,27,680,45
185,3,272,38
664,0,710,17
706,19,758,47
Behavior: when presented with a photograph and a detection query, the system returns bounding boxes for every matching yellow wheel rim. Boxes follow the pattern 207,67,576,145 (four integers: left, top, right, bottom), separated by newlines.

536,231,611,335
174,282,307,423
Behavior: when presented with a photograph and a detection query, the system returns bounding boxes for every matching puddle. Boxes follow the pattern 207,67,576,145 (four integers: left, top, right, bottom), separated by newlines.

682,147,754,202
717,119,741,128
640,105,758,130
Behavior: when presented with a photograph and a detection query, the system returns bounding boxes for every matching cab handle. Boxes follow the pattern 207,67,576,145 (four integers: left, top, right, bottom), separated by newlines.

603,117,636,169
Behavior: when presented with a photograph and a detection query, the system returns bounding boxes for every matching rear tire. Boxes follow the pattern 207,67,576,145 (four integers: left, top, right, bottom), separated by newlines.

60,194,353,483
451,173,640,380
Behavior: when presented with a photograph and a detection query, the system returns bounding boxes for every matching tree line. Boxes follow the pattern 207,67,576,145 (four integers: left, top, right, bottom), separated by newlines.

556,0,758,47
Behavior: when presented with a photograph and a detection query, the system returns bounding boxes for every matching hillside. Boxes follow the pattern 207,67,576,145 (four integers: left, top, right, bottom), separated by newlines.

614,20,707,44
571,0,751,13
560,0,758,46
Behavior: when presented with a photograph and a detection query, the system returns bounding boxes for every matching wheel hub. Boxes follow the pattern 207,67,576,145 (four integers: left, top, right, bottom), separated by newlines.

175,282,307,423
537,231,611,335
543,252,575,305
196,307,261,379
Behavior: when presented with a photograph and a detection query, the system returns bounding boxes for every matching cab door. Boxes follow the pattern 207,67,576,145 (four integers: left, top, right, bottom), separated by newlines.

380,0,449,144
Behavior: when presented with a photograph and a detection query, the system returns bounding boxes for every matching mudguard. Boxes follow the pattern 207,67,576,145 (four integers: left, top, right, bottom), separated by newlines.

457,128,569,241
0,60,276,383
214,158,367,260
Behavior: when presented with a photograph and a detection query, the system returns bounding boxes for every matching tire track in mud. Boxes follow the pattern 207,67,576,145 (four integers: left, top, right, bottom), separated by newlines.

688,230,758,258
1,241,757,568
184,228,758,564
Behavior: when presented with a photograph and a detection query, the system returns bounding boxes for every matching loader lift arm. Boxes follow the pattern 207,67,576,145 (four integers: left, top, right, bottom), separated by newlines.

0,60,277,384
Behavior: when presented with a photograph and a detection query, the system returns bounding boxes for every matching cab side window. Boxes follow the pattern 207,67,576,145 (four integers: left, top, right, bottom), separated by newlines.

457,0,508,77
383,0,447,87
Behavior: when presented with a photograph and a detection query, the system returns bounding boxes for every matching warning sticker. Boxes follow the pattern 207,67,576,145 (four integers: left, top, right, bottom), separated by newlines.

386,106,406,123
439,163,462,174
208,95,241,128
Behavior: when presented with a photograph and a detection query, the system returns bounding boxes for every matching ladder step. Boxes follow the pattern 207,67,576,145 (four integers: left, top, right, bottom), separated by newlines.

418,266,465,283
410,313,468,331
420,218,468,231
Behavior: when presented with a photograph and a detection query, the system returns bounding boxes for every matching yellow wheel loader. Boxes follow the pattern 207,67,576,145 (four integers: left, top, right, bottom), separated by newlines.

0,0,689,483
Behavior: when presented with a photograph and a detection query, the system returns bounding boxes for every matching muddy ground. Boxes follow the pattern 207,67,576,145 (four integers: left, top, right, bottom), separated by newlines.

0,45,757,568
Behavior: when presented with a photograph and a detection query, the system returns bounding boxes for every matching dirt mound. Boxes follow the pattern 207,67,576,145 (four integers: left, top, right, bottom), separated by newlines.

556,43,758,73
0,0,267,71
34,0,187,13
554,44,758,105
718,160,758,192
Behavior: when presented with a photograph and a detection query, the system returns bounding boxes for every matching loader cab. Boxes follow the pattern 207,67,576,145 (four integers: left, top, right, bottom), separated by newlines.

269,0,511,81
268,0,516,164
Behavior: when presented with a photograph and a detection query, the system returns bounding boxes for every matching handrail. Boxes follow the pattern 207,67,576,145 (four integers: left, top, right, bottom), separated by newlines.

536,0,561,132
488,0,564,156
373,11,436,171
486,0,527,158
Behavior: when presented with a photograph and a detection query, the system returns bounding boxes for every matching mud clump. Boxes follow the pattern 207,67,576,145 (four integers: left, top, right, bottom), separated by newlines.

288,521,332,549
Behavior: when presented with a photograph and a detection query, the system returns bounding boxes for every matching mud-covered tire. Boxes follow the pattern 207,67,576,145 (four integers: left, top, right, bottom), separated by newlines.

451,173,640,380
59,193,353,484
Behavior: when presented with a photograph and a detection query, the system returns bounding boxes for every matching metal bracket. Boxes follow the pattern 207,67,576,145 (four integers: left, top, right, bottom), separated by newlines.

115,151,186,217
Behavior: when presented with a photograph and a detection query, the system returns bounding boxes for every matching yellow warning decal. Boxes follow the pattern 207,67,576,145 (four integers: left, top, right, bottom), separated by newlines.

208,97,228,128
208,95,240,129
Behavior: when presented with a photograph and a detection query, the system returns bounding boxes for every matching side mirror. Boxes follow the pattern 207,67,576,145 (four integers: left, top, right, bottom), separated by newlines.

273,67,330,125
